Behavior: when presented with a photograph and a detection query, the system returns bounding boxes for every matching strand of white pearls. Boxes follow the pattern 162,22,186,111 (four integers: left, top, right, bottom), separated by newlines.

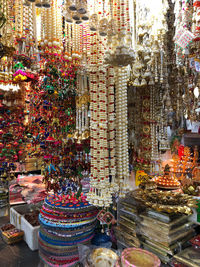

122,67,129,188
98,64,107,184
150,84,160,169
72,24,76,58
64,21,68,54
115,67,129,197
107,66,119,195
21,4,28,54
40,1,62,52
50,3,53,45
22,4,26,38
32,3,37,50
150,84,154,172
83,70,89,132
89,78,99,199
79,25,82,56
57,2,62,51
43,8,47,46
15,0,21,39
107,66,116,182
75,67,89,137
86,24,90,60
29,4,33,40
69,24,72,59
82,25,87,55
29,4,34,57
89,32,96,185
67,24,72,60
87,31,114,207
52,0,56,44
41,8,45,44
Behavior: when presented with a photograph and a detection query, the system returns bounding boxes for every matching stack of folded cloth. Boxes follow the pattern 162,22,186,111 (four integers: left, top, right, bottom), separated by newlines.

115,194,145,249
9,175,46,205
39,194,98,267
139,210,195,264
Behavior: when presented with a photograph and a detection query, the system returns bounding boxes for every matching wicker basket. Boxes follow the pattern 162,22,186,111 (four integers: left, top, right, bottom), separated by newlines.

2,228,24,245
0,223,15,233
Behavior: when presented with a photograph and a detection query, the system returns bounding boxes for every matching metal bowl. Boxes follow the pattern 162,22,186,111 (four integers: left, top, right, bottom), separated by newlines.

86,248,119,267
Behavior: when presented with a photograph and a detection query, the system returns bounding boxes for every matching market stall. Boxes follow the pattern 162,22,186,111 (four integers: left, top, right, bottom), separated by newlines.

0,0,200,267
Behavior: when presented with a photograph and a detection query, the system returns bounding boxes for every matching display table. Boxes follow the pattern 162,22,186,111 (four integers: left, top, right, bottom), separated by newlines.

9,175,46,205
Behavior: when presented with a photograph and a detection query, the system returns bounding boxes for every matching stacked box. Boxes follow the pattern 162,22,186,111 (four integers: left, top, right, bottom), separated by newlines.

139,210,195,264
116,194,144,249
172,247,200,267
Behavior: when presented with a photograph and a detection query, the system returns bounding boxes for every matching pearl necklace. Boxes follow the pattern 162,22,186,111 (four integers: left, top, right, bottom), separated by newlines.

40,0,62,54
28,3,34,58
64,23,72,61
104,0,135,67
74,67,89,141
115,67,129,197
87,30,118,207
107,66,116,182
20,4,28,54
150,84,160,173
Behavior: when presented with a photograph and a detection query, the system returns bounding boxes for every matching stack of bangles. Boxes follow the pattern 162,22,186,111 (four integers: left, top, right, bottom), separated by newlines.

39,194,98,267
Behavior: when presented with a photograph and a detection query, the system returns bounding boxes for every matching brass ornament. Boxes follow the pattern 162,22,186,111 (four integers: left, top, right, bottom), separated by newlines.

132,189,197,215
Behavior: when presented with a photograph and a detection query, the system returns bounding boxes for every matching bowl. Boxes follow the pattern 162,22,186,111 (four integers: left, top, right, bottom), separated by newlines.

87,248,119,267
